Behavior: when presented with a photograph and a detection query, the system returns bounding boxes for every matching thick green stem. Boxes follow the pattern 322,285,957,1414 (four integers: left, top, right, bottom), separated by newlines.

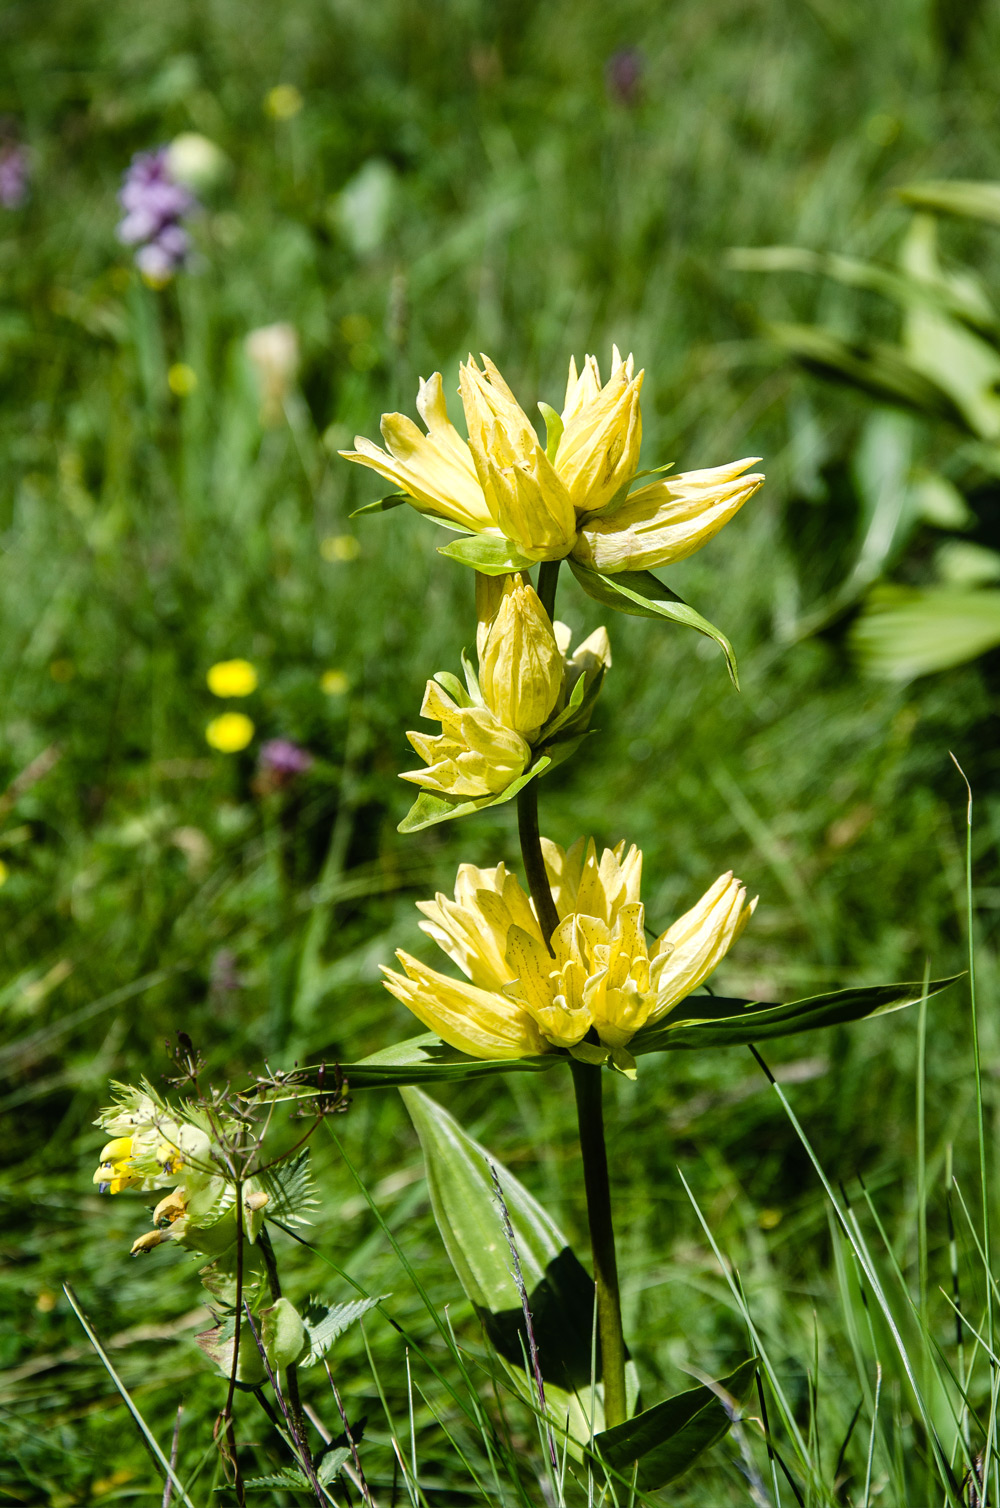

513,556,627,1426
571,1060,628,1428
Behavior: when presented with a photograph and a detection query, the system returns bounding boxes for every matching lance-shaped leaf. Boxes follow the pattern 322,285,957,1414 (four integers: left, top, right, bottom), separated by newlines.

630,977,958,1056
568,559,739,687
300,1295,381,1366
401,1086,636,1452
281,1033,557,1093
593,1358,757,1489
437,534,538,574
398,755,554,833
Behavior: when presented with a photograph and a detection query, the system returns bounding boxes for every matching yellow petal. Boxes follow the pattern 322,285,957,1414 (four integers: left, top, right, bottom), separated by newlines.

557,356,644,515
648,872,757,1016
573,459,762,573
383,953,547,1058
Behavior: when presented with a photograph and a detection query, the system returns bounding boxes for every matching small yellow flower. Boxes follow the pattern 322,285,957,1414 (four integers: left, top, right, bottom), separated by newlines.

321,669,349,695
206,713,255,752
341,351,762,573
383,839,756,1069
168,363,198,397
265,84,303,120
0,859,9,888
207,659,258,697
320,534,362,562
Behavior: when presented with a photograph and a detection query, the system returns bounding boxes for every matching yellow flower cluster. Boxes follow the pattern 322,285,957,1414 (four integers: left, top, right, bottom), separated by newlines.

384,838,756,1072
342,350,762,570
403,573,610,800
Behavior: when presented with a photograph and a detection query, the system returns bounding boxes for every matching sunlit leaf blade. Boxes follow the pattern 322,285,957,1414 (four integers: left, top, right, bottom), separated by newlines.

398,757,553,833
765,322,968,428
400,1087,615,1451
568,560,739,687
437,534,537,573
331,1032,557,1088
850,586,1000,681
897,179,1000,227
631,977,958,1055
594,1358,757,1489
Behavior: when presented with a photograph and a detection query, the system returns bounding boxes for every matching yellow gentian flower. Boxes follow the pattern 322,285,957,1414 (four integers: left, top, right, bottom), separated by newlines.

401,575,609,802
383,838,756,1069
341,350,761,572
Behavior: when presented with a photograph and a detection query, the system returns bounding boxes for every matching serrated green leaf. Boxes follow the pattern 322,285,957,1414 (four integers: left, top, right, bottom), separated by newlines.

437,534,537,574
254,1149,318,1227
349,492,408,517
243,1467,312,1492
401,1087,629,1454
568,560,739,687
397,756,552,833
300,1296,381,1365
630,976,958,1055
594,1358,757,1489
318,1450,351,1484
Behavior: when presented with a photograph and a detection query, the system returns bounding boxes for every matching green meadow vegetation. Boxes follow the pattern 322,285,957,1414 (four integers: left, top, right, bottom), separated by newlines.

4,0,1000,1502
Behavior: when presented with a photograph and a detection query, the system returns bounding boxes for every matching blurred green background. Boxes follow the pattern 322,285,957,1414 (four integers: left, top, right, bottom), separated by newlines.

3,0,1000,1501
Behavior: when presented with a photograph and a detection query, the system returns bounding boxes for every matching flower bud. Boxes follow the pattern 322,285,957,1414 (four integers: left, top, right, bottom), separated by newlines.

478,577,562,738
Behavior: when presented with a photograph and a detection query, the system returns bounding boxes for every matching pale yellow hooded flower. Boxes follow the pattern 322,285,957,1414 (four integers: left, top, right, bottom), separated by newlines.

401,575,609,802
342,349,758,572
383,838,756,1069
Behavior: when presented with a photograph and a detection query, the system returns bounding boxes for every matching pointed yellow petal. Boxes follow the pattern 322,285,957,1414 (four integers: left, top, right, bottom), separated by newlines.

383,952,546,1058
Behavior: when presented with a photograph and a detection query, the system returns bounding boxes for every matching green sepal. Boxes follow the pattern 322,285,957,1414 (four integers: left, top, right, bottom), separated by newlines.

568,559,739,688
437,534,538,574
431,669,473,707
398,755,552,833
401,1087,631,1454
261,1297,308,1369
349,492,408,517
630,976,959,1056
538,663,606,744
593,1358,758,1489
537,401,564,462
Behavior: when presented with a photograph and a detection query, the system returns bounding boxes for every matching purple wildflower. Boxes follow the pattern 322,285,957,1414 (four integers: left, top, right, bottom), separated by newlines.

259,739,314,778
605,48,644,108
117,148,197,280
0,143,28,209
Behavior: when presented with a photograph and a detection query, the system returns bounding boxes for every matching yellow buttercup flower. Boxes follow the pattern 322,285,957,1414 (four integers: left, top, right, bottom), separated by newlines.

207,659,257,697
401,574,609,801
383,838,756,1070
206,712,255,752
341,350,761,571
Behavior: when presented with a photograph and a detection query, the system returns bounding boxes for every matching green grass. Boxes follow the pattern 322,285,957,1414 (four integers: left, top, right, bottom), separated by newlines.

3,0,1000,1501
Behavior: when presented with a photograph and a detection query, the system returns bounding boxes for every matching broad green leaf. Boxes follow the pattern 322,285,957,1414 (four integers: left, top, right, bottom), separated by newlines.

594,1358,757,1489
401,1086,627,1451
630,977,957,1055
300,1296,380,1365
437,534,537,574
349,492,408,517
765,322,967,429
398,756,552,833
568,560,739,687
898,179,1000,227
851,586,1000,681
